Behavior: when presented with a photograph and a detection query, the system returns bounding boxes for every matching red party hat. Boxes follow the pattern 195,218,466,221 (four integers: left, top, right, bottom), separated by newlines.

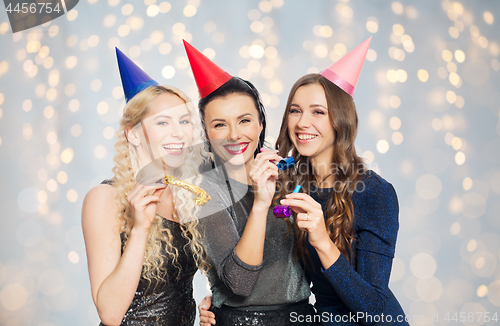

320,36,372,97
183,40,232,99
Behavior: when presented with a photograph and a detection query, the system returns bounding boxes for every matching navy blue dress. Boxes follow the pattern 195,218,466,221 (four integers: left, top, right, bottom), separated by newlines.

305,171,409,326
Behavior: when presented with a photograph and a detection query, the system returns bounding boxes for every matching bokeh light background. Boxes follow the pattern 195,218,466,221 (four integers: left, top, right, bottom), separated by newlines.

1,0,499,325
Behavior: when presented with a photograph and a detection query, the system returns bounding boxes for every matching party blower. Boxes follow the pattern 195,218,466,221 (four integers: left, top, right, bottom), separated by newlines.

276,156,295,171
259,148,295,172
273,185,301,218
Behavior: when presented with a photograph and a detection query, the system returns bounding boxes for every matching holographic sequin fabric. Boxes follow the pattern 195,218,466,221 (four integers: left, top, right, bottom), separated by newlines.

101,219,197,326
99,217,198,326
210,300,319,326
306,171,409,326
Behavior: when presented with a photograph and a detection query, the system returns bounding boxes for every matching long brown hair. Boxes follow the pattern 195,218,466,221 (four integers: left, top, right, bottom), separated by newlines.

275,73,366,264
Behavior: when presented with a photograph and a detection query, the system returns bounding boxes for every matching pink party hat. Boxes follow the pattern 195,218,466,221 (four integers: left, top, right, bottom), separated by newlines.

320,36,372,97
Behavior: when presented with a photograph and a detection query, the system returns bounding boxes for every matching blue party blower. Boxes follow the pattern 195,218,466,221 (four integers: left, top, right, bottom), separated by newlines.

276,156,295,171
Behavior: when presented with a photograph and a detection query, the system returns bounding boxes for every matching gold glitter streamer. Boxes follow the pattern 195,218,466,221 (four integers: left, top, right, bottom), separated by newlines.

163,175,210,206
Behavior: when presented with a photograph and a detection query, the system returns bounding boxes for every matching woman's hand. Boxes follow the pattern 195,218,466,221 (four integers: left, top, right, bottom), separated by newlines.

127,183,166,233
249,150,281,209
198,295,215,325
280,193,331,250
280,193,340,268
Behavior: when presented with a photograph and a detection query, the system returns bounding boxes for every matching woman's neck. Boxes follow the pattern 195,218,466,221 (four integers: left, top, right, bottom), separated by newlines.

310,157,335,188
224,162,251,185
137,158,175,183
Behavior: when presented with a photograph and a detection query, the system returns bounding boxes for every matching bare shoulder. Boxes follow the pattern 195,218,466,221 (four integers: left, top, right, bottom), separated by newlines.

84,184,118,204
82,184,121,228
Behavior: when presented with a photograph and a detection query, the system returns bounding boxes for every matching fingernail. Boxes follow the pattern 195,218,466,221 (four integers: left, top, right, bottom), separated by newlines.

260,147,265,152
280,199,285,204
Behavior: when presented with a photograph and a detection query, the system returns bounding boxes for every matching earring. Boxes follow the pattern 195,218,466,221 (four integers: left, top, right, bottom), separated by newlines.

135,142,139,146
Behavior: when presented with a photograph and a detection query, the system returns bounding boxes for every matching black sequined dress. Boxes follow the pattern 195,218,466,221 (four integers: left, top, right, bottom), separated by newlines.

99,217,198,326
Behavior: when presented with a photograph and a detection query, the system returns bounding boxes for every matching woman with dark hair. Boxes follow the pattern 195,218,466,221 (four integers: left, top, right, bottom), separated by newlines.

184,41,316,326
277,39,409,325
198,76,267,160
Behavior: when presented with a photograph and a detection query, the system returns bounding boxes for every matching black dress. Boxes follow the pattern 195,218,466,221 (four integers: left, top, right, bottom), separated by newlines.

99,217,198,326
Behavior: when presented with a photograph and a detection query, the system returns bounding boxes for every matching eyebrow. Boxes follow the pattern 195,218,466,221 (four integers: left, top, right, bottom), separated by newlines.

210,113,253,123
154,113,190,120
290,104,327,109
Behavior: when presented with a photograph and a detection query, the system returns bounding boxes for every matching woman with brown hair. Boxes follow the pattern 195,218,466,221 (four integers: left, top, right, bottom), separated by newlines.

277,38,409,325
82,49,208,325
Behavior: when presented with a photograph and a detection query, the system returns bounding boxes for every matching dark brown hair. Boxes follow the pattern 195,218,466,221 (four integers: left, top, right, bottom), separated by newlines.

275,73,366,264
198,76,267,159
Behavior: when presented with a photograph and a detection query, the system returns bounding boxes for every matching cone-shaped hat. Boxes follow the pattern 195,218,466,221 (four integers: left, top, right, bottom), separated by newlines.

183,40,232,99
320,36,372,97
116,47,159,102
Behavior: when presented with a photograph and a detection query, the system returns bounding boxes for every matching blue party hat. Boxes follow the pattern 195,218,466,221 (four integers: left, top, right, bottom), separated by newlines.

116,47,158,102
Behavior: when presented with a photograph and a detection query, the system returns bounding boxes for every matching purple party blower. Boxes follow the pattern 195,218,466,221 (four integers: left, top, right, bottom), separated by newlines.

273,185,301,218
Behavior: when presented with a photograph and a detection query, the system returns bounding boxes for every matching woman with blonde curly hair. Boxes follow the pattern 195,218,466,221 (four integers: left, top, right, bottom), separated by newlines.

82,49,208,325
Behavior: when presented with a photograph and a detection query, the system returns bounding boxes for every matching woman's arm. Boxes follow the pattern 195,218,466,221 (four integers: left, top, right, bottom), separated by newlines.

320,182,399,319
282,181,399,322
199,202,268,296
234,150,280,265
323,182,399,323
199,151,280,296
82,183,164,325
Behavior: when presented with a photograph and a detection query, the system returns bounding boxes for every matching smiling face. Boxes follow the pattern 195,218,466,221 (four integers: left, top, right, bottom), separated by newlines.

204,93,263,171
287,83,335,164
130,93,194,173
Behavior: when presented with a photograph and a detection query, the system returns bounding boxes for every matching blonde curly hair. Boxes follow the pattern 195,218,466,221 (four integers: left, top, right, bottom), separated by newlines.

110,85,209,283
